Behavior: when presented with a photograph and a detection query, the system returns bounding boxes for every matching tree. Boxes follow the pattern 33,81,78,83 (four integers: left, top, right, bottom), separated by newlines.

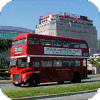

89,58,100,75
89,58,94,64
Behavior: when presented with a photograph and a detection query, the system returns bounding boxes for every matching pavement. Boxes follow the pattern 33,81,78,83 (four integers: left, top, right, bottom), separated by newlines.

88,74,100,77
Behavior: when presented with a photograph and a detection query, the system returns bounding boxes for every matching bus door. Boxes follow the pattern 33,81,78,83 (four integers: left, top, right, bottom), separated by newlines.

63,60,72,80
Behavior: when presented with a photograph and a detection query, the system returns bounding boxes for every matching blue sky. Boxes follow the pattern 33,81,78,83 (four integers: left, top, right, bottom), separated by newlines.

0,0,100,39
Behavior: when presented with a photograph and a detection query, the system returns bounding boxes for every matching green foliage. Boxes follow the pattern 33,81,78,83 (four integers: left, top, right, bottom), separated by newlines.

97,50,100,53
89,58,100,68
89,59,94,64
0,39,12,49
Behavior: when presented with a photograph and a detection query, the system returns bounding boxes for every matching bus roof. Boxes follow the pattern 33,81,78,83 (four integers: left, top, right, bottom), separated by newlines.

13,33,30,41
13,33,85,42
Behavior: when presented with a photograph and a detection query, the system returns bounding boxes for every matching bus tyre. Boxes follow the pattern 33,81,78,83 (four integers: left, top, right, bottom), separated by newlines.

72,74,81,83
58,81,64,84
28,76,39,87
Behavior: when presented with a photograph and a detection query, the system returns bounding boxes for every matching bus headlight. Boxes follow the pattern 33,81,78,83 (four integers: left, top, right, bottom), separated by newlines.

10,75,13,78
22,75,25,79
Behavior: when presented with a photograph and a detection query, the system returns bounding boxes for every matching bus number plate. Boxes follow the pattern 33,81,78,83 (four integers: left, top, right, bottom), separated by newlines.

15,82,18,84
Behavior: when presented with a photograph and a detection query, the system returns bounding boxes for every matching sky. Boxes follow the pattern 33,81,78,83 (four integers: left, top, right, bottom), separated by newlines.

0,0,100,39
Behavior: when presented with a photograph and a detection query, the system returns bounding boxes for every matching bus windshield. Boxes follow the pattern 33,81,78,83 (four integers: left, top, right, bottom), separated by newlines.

12,39,26,46
10,59,16,68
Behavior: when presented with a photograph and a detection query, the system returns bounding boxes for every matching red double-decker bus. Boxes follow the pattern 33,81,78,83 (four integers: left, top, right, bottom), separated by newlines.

10,33,89,86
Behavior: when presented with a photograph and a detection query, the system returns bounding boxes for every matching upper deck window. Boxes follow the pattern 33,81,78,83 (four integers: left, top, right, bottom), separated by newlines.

80,42,87,48
41,39,52,45
52,40,62,46
28,38,39,44
70,42,80,48
63,41,70,47
19,39,26,45
12,41,18,46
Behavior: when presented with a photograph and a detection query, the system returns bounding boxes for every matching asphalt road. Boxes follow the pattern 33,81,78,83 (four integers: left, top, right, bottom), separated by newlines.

1,76,100,100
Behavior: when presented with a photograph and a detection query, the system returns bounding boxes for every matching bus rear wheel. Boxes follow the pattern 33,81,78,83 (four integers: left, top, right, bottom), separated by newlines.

28,76,39,87
72,73,81,83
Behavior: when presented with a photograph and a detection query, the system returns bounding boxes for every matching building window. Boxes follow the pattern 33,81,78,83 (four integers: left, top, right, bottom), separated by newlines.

72,25,76,27
84,27,89,28
77,26,81,27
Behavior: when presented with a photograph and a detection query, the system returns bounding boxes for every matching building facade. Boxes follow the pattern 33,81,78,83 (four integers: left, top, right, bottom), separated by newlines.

0,26,35,39
35,12,98,56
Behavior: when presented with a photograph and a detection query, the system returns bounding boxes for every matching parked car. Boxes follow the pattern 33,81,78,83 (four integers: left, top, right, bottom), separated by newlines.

87,70,92,75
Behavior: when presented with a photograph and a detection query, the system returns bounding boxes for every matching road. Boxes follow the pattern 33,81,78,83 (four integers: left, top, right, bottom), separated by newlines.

35,91,97,100
1,76,100,100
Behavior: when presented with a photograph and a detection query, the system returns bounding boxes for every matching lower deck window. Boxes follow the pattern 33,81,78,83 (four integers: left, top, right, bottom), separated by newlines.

63,60,80,67
53,60,62,67
32,60,80,68
33,61,40,67
42,61,52,67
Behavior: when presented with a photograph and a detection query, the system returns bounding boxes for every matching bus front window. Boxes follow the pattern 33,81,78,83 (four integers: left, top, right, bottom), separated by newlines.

18,58,29,68
12,41,18,46
10,59,16,68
